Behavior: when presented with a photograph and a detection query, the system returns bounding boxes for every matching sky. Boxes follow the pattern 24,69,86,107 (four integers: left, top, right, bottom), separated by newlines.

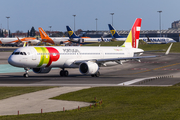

1,0,180,33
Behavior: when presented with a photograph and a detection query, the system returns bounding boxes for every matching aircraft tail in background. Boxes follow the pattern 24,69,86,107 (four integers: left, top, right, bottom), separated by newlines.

108,24,124,38
66,26,80,39
39,27,55,44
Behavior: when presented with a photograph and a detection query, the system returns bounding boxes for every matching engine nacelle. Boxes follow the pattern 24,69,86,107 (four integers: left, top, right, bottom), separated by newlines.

32,67,51,74
79,61,99,75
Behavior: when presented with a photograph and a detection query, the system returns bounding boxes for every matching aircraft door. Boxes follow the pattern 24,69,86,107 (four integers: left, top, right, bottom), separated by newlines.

30,48,36,60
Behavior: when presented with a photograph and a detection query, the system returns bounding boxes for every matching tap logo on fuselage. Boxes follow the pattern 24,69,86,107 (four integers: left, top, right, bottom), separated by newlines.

35,47,60,67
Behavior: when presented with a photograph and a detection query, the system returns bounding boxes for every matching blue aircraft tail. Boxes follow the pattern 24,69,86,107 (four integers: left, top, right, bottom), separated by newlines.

108,24,124,38
66,26,80,38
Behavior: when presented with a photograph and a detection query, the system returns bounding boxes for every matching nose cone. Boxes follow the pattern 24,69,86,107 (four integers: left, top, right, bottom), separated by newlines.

8,55,21,67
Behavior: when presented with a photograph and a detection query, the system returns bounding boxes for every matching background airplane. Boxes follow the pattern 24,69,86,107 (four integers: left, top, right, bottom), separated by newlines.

0,37,40,47
39,27,69,45
8,18,165,78
66,26,111,44
140,37,176,44
108,24,176,44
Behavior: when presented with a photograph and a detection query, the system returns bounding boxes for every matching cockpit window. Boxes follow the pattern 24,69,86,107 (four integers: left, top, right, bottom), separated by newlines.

12,52,27,55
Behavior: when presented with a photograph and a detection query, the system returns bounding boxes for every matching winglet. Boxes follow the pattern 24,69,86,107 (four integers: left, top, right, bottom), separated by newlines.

121,18,142,48
17,37,22,43
165,43,173,55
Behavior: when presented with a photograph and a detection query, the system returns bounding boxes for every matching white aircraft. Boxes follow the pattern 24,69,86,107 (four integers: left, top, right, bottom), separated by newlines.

0,37,40,46
8,18,167,78
66,26,112,44
141,37,176,44
39,27,70,45
108,24,177,44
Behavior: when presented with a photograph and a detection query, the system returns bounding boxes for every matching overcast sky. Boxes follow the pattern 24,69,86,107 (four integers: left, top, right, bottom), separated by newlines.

1,0,179,32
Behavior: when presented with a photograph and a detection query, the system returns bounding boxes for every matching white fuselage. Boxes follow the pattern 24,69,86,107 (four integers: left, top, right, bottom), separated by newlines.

8,46,143,69
0,37,40,45
140,37,176,44
47,37,69,44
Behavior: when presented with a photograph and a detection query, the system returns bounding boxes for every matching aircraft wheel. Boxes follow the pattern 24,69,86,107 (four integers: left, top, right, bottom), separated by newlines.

60,70,64,76
95,71,100,77
23,73,29,78
60,70,69,77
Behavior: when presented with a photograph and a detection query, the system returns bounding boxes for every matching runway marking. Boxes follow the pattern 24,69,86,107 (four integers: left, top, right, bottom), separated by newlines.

129,62,180,75
127,61,168,64
118,77,156,86
131,68,150,70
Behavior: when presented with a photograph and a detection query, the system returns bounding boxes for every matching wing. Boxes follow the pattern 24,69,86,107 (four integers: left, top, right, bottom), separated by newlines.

73,55,158,65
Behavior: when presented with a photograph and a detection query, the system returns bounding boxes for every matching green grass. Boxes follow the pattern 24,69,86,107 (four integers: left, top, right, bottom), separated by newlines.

0,87,53,100
2,86,180,119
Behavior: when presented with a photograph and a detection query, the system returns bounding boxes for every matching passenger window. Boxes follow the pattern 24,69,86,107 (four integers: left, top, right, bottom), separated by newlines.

23,52,27,55
20,52,23,55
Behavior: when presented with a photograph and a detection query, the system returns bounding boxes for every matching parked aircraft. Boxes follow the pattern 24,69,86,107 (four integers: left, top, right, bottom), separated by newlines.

39,27,69,45
66,26,111,43
9,18,169,78
108,24,176,44
0,37,40,46
141,37,176,44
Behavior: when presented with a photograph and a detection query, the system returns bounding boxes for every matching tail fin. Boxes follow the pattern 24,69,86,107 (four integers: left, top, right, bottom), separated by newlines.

108,24,124,38
38,27,55,44
66,26,80,38
121,18,142,48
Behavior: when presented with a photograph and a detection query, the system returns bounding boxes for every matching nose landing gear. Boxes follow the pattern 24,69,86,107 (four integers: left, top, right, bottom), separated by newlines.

23,68,29,78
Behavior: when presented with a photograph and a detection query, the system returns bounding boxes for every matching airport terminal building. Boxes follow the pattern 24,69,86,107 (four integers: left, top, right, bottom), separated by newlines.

80,20,180,42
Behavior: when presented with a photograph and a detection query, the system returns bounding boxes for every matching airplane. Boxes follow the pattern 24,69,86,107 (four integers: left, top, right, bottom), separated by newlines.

66,26,112,44
8,18,170,78
0,37,40,47
39,27,70,45
140,37,176,44
108,24,177,44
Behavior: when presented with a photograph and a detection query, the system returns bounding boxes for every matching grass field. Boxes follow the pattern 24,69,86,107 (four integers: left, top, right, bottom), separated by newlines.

0,87,53,100
1,86,180,119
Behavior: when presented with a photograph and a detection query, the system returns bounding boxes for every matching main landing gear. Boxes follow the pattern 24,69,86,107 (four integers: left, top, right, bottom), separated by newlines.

91,71,100,77
23,68,29,78
60,69,69,77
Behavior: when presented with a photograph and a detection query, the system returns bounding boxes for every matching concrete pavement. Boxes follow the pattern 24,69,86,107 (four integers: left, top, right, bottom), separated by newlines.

0,87,91,116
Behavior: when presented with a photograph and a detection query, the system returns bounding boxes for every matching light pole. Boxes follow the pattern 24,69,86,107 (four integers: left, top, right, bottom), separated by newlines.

49,26,52,36
6,16,10,37
157,11,162,37
110,13,114,26
73,15,76,32
95,18,98,32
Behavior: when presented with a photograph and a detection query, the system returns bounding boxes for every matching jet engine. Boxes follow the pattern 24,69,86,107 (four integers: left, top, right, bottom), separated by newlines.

32,67,51,73
79,61,99,75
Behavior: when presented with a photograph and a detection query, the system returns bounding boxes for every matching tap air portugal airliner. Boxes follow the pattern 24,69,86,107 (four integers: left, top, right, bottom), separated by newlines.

66,26,112,44
39,27,70,45
0,37,40,46
8,18,163,78
108,24,176,44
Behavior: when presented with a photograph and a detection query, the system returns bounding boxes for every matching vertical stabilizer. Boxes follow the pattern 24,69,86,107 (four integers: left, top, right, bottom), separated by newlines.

66,26,80,38
121,18,142,48
39,27,55,44
108,24,124,38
